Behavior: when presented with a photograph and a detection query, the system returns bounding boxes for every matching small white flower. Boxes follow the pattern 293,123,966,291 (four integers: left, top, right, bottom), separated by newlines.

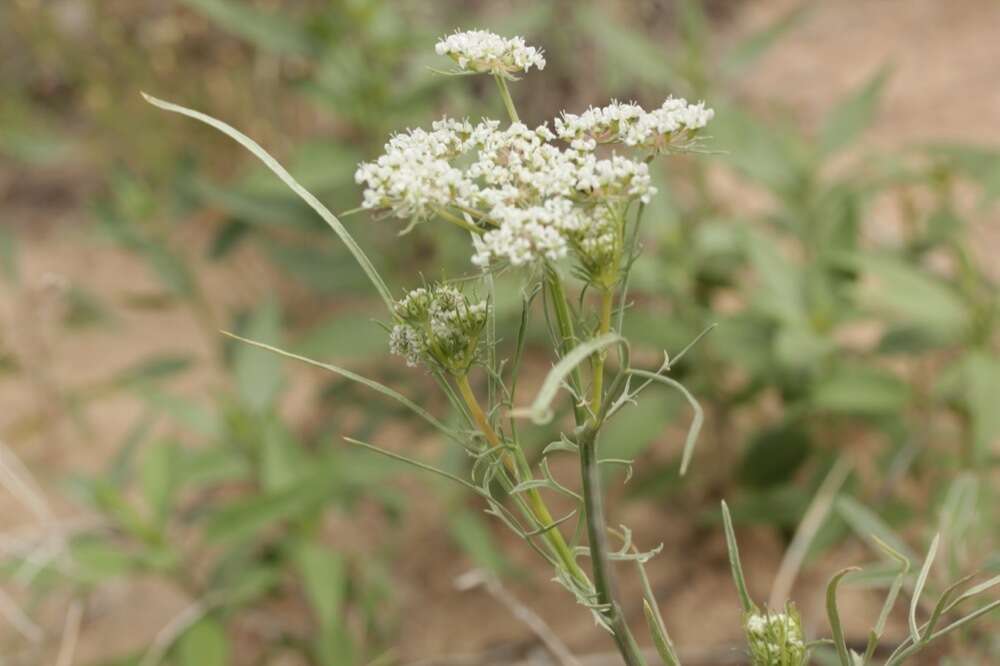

556,97,714,153
435,29,545,78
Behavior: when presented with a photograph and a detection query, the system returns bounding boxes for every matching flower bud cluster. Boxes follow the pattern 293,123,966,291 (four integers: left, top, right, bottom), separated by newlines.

743,606,807,666
389,285,488,374
556,98,714,153
435,30,546,78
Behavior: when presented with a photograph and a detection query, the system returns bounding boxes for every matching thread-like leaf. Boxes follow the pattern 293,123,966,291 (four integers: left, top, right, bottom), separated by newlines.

721,500,756,613
141,93,393,311
625,370,703,474
222,333,462,446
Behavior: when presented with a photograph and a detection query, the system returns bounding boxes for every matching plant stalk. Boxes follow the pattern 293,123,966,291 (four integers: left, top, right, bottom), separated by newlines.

590,288,614,420
494,75,521,124
579,425,647,666
455,374,589,587
544,266,587,425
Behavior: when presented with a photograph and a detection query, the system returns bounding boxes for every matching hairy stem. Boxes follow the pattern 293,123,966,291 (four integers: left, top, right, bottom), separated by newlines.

579,425,647,666
455,374,589,588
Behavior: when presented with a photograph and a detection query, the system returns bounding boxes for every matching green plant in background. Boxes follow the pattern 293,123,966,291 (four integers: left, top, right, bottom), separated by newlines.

722,501,999,665
144,28,997,666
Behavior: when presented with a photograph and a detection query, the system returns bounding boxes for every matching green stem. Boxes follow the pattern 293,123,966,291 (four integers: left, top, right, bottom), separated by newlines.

579,425,647,666
493,74,521,124
590,289,614,420
455,374,589,588
545,266,587,426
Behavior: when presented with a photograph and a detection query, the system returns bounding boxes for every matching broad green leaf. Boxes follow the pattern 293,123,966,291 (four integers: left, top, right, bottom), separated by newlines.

601,392,679,463
937,352,1000,462
739,422,812,488
205,476,330,543
449,509,508,573
177,447,251,487
820,67,890,155
707,105,806,193
177,617,229,666
295,541,346,629
294,310,387,361
234,299,284,412
140,440,176,524
852,253,969,342
260,418,306,492
576,5,684,93
721,4,809,76
812,365,909,415
70,539,135,583
109,355,193,389
177,0,315,55
140,389,222,438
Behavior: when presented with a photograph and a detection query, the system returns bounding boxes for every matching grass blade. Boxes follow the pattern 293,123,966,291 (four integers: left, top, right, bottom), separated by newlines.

827,567,862,666
222,332,461,445
909,533,940,644
721,500,756,614
141,93,393,311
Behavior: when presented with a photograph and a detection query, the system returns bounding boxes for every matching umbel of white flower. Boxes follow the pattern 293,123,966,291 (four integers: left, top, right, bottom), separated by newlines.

435,29,546,78
743,606,808,666
355,29,714,295
389,285,488,374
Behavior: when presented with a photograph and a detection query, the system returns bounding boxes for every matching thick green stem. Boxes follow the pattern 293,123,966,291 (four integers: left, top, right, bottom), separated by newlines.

579,426,647,666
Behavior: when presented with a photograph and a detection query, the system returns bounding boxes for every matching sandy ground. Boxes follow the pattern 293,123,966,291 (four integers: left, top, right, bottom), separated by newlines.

2,0,998,663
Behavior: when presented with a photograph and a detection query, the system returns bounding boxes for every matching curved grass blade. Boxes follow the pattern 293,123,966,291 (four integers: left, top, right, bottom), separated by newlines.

721,500,756,614
827,567,862,666
909,533,940,644
344,437,483,497
141,93,393,311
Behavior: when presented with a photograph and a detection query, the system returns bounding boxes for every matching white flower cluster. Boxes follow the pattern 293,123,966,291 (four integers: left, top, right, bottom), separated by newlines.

435,30,545,78
390,285,488,373
744,609,807,666
556,98,714,152
356,118,656,276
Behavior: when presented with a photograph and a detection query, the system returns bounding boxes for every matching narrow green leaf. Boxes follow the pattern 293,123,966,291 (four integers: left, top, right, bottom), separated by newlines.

721,500,756,614
837,496,918,563
223,333,460,444
909,533,940,644
177,617,229,666
722,4,809,76
820,67,890,155
177,0,314,55
234,299,283,412
644,599,680,666
140,440,176,524
827,567,862,666
142,93,393,311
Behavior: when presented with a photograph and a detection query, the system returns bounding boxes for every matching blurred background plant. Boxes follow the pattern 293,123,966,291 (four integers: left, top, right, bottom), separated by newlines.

1,0,997,664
